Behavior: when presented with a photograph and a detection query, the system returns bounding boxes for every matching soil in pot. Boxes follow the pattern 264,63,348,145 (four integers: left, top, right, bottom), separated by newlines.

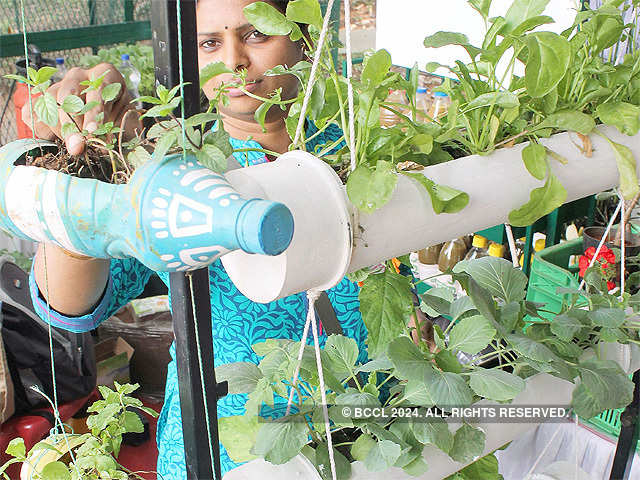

583,226,640,257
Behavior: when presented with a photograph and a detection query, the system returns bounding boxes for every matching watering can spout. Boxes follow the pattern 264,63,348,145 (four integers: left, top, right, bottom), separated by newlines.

0,139,294,271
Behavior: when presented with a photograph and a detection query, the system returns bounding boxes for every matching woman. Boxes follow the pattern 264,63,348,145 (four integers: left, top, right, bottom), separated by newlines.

26,0,368,478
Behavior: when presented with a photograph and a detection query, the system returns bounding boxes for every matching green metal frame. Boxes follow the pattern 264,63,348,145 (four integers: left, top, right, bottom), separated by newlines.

0,21,151,58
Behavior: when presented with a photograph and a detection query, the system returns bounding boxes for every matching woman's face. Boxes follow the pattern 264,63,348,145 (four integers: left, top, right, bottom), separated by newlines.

196,0,304,123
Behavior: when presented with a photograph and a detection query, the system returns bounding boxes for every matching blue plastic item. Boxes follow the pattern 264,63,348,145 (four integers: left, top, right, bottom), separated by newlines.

0,139,294,272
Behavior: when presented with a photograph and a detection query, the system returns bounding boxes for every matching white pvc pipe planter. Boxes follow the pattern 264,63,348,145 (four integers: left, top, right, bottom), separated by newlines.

222,126,640,302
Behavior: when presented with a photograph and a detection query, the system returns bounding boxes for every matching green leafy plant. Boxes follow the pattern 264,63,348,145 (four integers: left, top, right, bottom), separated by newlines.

0,382,158,480
219,255,640,478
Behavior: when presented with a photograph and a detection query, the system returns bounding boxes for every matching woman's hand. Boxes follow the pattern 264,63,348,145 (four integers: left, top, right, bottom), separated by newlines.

21,63,142,155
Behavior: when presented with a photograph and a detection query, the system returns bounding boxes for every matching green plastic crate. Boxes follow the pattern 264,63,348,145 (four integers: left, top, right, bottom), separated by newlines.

526,238,586,320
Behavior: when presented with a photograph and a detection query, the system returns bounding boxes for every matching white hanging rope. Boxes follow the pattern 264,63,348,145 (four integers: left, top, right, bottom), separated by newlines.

343,0,357,172
504,223,519,268
620,192,626,297
285,313,312,416
578,198,624,291
293,0,336,147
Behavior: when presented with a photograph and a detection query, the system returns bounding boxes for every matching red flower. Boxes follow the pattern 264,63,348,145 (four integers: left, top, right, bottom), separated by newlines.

578,245,618,290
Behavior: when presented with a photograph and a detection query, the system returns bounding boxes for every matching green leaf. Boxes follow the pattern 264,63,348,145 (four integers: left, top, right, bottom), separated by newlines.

355,356,393,373
315,442,352,480
199,61,233,88
219,415,260,463
506,333,559,362
435,349,463,373
403,456,429,476
359,269,413,358
34,92,59,128
244,2,294,36
35,66,59,85
451,452,502,479
410,416,454,453
153,131,177,160
101,82,122,102
78,100,100,115
361,49,392,87
123,410,144,433
5,438,25,458
61,120,80,137
596,102,640,136
448,315,496,355
508,174,567,227
468,0,492,17
587,308,625,328
503,0,550,34
550,313,584,342
388,336,430,381
450,296,477,321
347,161,397,213
601,136,640,200
464,256,528,303
286,0,323,29
252,420,309,464
464,91,519,111
4,73,31,85
216,362,263,394
420,287,453,316
522,142,547,180
324,335,359,377
449,423,485,463
401,172,469,214
426,369,473,408
467,369,526,401
364,440,402,472
40,461,71,480
128,146,152,168
351,434,376,462
538,110,595,135
135,95,163,105
525,32,570,98
424,32,482,58
572,360,634,418
195,144,227,173
60,95,84,114
185,112,221,128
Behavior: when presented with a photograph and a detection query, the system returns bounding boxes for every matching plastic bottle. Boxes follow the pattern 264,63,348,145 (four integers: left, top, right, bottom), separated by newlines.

119,54,141,107
415,87,432,122
428,91,450,120
414,243,443,288
464,235,489,261
380,89,407,127
418,243,443,264
53,57,67,83
488,243,506,258
438,238,468,272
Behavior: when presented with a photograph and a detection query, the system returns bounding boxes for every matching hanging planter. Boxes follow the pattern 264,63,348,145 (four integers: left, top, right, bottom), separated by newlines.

0,138,295,272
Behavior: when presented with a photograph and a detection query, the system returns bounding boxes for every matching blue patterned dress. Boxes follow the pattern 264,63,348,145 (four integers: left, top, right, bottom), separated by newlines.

29,122,368,479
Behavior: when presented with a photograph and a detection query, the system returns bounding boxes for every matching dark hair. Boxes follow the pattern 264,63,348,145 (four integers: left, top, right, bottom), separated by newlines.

272,1,290,13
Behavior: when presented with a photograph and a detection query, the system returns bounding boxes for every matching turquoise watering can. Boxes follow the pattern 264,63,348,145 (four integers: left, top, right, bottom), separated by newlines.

0,139,294,271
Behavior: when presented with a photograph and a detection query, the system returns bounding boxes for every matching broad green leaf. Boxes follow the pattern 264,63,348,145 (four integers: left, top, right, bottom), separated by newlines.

4,73,31,85
215,362,263,394
334,389,380,407
101,82,122,102
5,438,25,458
34,92,59,128
449,424,485,463
402,172,469,214
508,174,567,227
403,377,435,407
465,256,528,303
355,356,393,373
587,308,625,328
61,122,79,139
122,410,144,433
435,349,463,373
388,336,430,381
596,102,640,136
403,456,429,476
359,269,413,358
60,95,84,114
499,301,521,332
78,100,100,115
286,0,323,29
185,112,221,128
572,360,634,418
538,110,595,135
424,32,482,58
410,416,454,453
128,146,152,168
361,49,392,87
522,142,547,180
364,440,402,472
244,2,293,36
252,421,309,464
467,277,500,332
219,415,260,463
35,66,59,85
347,161,397,213
351,434,376,461
503,0,550,34
195,144,227,173
448,314,496,354
450,296,477,321
510,15,555,37
152,131,177,160
506,333,559,362
452,452,502,479
468,0,491,17
550,313,584,341
40,461,71,480
426,369,473,408
315,442,352,480
199,61,233,88
602,136,640,200
419,287,453,316
467,369,526,401
464,91,519,111
324,335,359,377
525,32,570,98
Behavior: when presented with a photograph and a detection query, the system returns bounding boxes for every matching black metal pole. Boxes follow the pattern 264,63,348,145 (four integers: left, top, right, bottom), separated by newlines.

609,370,640,479
151,2,227,479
